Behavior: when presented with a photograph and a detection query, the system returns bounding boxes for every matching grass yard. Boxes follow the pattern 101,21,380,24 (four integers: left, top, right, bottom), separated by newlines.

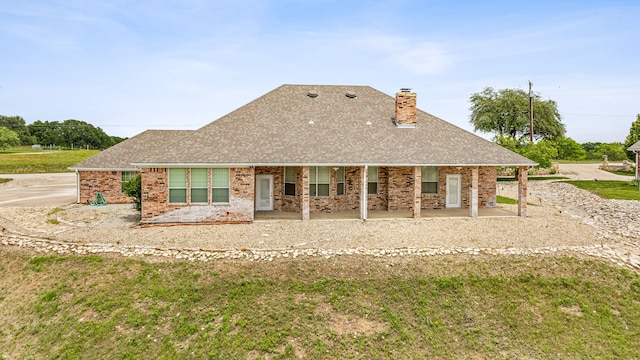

565,180,640,200
0,149,98,174
1,248,639,359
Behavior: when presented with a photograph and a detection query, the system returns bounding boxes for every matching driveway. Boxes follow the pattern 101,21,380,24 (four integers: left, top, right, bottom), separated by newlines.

0,173,77,207
557,163,635,181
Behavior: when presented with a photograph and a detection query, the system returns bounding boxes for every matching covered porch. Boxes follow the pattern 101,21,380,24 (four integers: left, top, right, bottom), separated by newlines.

254,165,529,221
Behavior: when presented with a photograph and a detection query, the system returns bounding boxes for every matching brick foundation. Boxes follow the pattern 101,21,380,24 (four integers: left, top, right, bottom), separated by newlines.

78,170,138,205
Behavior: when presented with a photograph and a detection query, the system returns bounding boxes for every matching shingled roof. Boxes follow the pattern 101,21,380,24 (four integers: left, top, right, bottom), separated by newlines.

70,130,192,170
130,84,534,167
628,140,640,152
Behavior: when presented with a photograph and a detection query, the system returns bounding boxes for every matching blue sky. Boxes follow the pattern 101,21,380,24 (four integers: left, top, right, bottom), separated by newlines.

1,0,639,143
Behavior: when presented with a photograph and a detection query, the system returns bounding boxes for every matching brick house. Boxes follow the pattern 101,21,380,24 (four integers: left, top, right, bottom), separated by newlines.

629,140,640,180
71,84,536,224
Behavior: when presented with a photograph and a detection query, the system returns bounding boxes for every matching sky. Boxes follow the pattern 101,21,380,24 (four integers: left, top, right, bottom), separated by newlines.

1,0,639,143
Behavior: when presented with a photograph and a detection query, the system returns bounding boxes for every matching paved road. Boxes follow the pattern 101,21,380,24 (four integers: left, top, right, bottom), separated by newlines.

0,173,77,207
0,164,635,207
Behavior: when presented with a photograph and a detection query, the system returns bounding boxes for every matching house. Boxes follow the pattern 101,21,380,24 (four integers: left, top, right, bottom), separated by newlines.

629,140,640,180
70,84,536,224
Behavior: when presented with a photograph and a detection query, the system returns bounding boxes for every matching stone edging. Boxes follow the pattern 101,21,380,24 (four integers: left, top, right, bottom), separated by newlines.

2,234,639,271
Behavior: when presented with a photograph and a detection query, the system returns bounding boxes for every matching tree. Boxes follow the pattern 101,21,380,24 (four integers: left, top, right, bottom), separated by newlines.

593,143,627,161
517,140,558,169
122,174,142,211
0,115,36,145
0,126,21,150
551,137,586,160
624,114,640,160
469,87,565,142
27,119,115,149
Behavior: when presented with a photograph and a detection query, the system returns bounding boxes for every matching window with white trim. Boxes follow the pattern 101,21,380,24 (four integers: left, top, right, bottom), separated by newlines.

310,166,330,197
284,166,296,196
422,166,439,194
190,168,208,203
367,166,378,195
168,168,187,203
121,171,135,192
336,167,345,196
211,168,230,203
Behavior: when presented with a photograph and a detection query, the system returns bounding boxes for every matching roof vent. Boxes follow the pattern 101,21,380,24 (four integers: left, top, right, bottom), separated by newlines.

400,88,412,92
308,119,315,125
345,91,357,99
366,119,372,125
307,90,318,98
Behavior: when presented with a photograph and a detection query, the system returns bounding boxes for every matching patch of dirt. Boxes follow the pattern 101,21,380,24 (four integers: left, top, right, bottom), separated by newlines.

314,302,387,336
559,305,584,317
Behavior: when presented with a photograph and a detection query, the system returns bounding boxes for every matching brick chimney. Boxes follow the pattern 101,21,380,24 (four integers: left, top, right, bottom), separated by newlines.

394,88,417,128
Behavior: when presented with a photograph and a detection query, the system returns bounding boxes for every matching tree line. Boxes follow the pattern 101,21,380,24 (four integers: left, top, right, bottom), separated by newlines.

0,115,125,150
469,87,640,168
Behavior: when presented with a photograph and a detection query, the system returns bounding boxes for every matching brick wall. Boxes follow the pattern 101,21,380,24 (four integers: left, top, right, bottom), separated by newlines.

78,170,137,205
141,167,254,224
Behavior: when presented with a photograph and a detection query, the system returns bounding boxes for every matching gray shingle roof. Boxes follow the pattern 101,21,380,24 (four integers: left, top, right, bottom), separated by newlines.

70,130,193,170
132,84,535,167
628,141,640,152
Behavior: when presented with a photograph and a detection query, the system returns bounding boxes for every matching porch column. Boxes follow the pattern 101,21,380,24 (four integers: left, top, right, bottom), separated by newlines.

360,166,368,220
636,152,639,180
517,166,528,217
302,166,310,221
413,166,421,219
469,166,479,218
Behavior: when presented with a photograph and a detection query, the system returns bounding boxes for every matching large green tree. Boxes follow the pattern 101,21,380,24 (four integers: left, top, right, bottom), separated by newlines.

27,119,115,149
624,114,640,160
0,115,36,145
469,87,565,142
0,126,21,150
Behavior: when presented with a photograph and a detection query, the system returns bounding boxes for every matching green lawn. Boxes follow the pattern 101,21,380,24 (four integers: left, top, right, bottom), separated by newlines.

496,195,517,204
1,249,639,359
0,149,98,173
565,180,640,200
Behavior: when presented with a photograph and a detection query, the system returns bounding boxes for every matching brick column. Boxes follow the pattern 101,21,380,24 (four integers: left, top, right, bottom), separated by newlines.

302,166,310,221
517,166,527,217
470,166,479,218
360,166,368,221
413,166,421,219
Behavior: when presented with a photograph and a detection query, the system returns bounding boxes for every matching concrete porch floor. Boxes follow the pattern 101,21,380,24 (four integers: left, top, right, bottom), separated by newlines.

254,207,516,221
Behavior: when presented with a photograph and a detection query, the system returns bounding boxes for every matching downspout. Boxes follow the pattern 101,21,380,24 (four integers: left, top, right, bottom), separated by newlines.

76,170,80,204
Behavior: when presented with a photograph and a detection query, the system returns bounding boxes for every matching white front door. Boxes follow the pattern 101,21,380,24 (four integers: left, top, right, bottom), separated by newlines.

446,174,461,208
255,175,274,211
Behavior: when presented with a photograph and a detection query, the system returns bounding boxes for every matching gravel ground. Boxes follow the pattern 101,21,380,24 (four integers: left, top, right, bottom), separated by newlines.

0,182,604,251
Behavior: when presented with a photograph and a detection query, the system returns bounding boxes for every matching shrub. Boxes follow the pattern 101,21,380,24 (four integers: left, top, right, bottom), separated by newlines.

122,174,142,211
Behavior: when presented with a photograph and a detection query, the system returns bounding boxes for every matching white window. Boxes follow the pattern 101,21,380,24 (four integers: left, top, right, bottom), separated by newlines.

190,168,208,203
284,166,296,196
121,171,135,192
336,167,345,196
310,166,330,197
422,166,439,194
168,168,187,203
211,168,230,203
368,166,378,195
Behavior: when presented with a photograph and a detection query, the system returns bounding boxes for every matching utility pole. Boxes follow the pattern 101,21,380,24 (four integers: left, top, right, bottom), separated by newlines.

529,81,534,142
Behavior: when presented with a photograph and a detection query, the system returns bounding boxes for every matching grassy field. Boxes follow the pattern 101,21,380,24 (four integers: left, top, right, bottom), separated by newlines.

0,148,98,174
565,180,640,200
1,248,638,359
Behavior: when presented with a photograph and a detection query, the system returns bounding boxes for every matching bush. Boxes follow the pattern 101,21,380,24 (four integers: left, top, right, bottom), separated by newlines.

122,174,141,211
